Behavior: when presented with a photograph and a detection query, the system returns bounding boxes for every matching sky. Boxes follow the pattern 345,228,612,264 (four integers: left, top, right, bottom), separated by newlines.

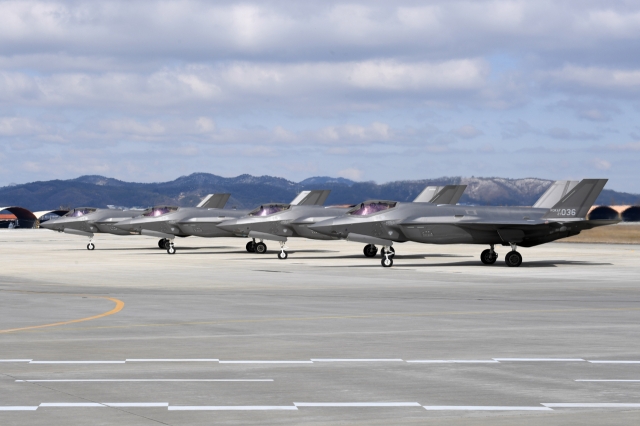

0,0,639,192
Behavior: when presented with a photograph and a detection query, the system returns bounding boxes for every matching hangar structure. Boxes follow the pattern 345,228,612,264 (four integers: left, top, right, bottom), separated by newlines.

0,207,68,228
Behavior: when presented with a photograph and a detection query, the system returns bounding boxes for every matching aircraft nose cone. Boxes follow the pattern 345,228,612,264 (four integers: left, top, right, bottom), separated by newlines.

40,220,54,230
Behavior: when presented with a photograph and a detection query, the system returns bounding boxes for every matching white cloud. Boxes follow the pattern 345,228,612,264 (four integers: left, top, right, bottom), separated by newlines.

337,167,363,181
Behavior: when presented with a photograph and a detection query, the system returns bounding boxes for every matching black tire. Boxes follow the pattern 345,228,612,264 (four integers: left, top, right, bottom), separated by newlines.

480,249,497,265
158,239,166,249
167,245,176,255
87,243,95,251
381,247,395,258
278,251,288,260
505,251,522,267
381,256,393,267
164,240,172,250
363,244,378,257
246,241,255,252
255,242,267,254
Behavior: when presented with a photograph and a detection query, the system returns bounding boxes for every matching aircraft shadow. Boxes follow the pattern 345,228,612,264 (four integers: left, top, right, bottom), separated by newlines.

329,260,612,268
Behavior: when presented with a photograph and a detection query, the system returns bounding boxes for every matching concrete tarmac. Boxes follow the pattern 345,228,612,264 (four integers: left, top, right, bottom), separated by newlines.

1,229,639,425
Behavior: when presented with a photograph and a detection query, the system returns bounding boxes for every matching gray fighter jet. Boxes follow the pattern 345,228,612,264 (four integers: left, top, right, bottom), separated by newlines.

216,185,467,260
115,190,331,254
40,194,226,250
309,179,614,267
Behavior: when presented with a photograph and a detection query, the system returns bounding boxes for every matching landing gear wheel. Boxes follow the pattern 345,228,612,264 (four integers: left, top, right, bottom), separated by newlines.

505,251,522,267
167,245,176,255
87,243,95,251
163,240,172,250
158,239,166,249
246,241,255,253
381,257,393,267
363,244,378,257
278,251,288,260
381,247,395,258
480,249,498,265
255,242,267,254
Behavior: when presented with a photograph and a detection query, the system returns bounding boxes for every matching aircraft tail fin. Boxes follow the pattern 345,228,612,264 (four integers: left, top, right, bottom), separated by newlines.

197,193,231,209
413,185,466,204
533,180,579,208
291,190,331,206
542,179,608,220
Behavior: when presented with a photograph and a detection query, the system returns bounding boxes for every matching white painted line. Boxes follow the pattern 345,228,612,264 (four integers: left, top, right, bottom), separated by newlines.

125,359,219,362
0,359,32,362
588,361,640,364
493,358,585,362
17,379,273,382
422,406,552,411
543,403,640,408
169,406,298,411
406,360,499,363
104,403,169,407
29,361,126,364
0,406,38,411
310,359,403,362
219,361,313,364
40,403,106,407
294,402,421,407
576,380,640,382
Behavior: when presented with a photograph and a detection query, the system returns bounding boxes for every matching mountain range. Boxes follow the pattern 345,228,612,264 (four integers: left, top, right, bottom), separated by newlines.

0,174,638,211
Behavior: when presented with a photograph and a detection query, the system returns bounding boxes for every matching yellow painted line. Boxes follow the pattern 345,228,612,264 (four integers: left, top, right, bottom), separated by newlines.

0,296,124,334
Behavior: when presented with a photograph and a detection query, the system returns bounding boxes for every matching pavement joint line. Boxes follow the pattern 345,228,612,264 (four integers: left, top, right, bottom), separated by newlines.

125,359,219,362
422,406,553,411
575,380,640,382
294,402,422,407
29,361,126,364
588,361,640,363
218,360,314,364
309,359,404,362
168,406,299,411
542,403,640,408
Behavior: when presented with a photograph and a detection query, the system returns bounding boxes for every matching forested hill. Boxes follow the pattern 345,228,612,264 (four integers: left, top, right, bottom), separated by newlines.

0,173,638,211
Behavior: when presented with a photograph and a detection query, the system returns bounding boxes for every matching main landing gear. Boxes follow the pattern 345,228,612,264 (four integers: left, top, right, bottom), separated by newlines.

480,244,498,265
246,239,268,254
363,244,378,257
505,243,522,267
480,243,522,266
380,245,394,267
158,238,169,249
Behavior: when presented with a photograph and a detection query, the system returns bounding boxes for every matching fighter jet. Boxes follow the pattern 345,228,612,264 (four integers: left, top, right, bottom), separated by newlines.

40,194,226,250
40,206,146,250
115,190,331,254
216,185,466,260
309,179,614,267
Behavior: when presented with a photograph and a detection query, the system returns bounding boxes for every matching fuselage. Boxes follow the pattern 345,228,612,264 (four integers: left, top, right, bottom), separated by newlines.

217,205,351,241
309,202,595,247
116,207,252,238
41,208,143,236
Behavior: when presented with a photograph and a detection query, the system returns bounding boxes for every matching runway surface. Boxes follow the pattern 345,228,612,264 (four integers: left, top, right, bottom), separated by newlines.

1,229,639,425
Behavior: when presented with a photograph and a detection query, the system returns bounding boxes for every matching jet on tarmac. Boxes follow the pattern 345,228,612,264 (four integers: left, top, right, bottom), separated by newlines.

40,194,226,250
217,185,467,260
309,179,613,267
115,190,331,254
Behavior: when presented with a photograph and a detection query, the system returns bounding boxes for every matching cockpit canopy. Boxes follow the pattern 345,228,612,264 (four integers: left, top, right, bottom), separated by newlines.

349,201,397,216
143,206,179,217
248,204,290,217
65,207,97,217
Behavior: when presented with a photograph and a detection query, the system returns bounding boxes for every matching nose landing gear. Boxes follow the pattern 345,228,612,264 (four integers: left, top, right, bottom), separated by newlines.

87,242,95,250
380,245,394,267
278,241,288,259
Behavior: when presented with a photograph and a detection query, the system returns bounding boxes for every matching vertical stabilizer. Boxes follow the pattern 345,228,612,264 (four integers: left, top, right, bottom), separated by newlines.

413,185,466,205
533,181,579,208
542,179,608,220
197,193,231,209
291,190,331,206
